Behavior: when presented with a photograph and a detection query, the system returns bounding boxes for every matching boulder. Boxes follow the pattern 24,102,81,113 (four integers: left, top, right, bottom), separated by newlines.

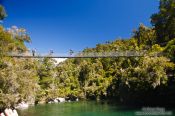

15,102,29,109
76,98,79,101
54,99,59,103
57,98,66,102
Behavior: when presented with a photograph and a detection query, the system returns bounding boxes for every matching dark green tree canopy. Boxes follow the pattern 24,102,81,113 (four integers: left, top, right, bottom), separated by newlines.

151,0,175,44
0,5,6,20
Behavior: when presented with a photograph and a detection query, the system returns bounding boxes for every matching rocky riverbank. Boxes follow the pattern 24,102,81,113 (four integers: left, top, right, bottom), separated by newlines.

14,96,79,110
15,102,29,109
0,109,18,116
47,97,79,104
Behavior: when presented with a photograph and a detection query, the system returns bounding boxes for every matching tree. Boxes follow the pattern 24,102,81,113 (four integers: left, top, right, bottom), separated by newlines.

0,26,31,57
0,25,37,108
133,24,156,47
118,56,174,104
0,5,6,20
151,0,175,44
164,38,175,62
37,58,56,90
0,58,39,108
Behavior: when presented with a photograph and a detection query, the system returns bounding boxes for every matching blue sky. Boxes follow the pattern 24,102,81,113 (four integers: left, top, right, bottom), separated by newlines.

2,0,159,53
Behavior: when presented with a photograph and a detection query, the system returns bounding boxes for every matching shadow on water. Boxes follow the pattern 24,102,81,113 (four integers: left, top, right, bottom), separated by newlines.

18,101,175,116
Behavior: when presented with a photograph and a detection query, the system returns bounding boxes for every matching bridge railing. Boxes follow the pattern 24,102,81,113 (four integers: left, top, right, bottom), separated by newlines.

6,50,162,58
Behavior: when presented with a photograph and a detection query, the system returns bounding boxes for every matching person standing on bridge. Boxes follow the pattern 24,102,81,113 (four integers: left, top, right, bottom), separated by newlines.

49,49,54,55
32,49,36,56
69,49,74,56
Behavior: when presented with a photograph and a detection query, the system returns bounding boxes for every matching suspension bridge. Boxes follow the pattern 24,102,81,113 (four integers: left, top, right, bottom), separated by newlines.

6,50,161,58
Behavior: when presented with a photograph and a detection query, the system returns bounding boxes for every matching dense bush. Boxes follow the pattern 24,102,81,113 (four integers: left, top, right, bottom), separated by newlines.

0,0,175,108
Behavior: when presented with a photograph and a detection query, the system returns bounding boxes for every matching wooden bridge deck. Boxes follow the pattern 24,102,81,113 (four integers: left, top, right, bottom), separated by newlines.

6,51,161,58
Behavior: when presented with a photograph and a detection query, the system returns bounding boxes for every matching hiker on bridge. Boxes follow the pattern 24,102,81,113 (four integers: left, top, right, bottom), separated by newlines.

49,49,54,55
32,49,36,56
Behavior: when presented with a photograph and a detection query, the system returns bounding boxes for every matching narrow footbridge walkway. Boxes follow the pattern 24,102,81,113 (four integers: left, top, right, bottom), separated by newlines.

7,51,161,58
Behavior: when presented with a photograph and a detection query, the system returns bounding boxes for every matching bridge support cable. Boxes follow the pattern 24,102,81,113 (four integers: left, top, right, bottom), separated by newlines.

6,51,162,58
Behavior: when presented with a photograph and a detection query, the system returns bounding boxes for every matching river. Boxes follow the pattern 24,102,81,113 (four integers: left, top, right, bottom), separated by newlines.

18,101,175,116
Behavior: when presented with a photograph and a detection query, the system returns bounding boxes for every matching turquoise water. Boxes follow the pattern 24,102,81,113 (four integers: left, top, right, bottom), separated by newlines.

18,101,175,116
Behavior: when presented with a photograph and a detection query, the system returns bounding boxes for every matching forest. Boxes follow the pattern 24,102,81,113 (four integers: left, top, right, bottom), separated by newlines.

0,0,175,109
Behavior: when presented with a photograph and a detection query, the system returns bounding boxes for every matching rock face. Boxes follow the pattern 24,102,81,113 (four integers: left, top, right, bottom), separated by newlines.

47,97,79,104
15,102,29,109
54,99,59,103
57,98,66,102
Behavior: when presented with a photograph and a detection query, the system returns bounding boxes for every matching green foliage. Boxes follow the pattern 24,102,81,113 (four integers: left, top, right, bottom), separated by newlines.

0,5,6,20
0,58,39,108
133,24,156,47
1,0,175,108
0,24,37,108
37,58,56,91
151,0,175,44
54,37,174,103
164,38,175,62
0,26,30,58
